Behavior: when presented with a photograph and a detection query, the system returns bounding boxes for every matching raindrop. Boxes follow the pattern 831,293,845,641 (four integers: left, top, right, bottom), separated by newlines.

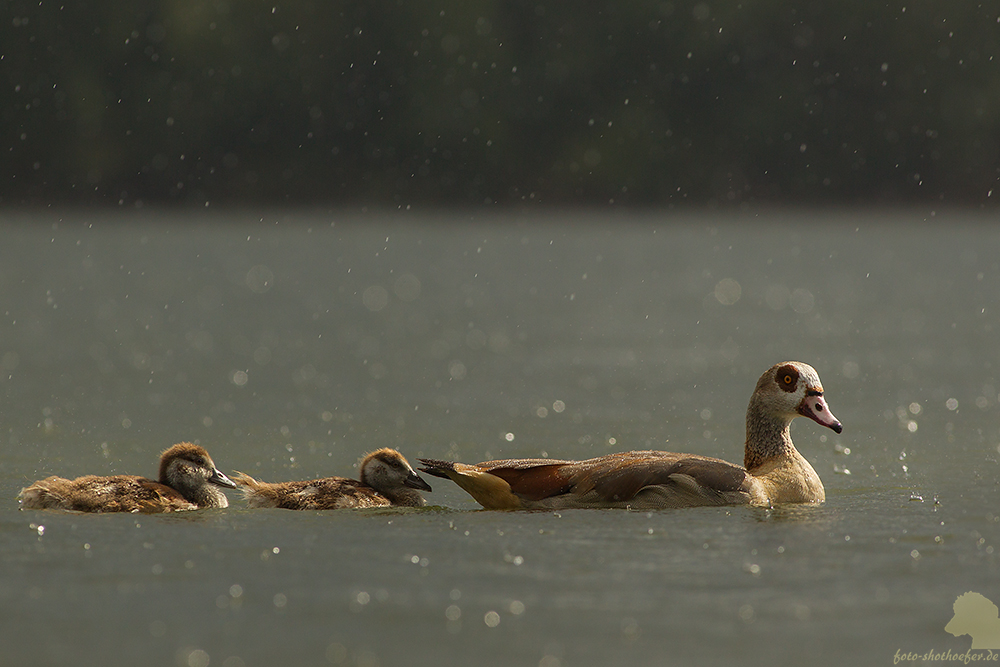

713,278,741,305
245,265,274,293
186,650,210,667
621,617,640,640
484,611,500,627
362,286,389,312
448,360,467,380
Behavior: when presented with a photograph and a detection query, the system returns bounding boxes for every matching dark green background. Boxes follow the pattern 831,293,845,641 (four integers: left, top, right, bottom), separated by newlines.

3,1,997,207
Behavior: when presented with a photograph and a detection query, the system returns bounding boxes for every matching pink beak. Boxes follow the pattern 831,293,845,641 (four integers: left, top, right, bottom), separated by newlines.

799,392,843,434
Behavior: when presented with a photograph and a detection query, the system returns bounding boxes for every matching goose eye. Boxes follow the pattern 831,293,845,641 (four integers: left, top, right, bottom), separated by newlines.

782,374,794,386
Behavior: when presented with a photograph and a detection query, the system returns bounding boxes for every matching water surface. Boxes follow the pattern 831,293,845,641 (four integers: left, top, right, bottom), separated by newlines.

1,211,998,666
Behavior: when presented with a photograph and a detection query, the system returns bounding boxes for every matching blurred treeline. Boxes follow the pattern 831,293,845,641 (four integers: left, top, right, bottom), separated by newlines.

3,1,998,207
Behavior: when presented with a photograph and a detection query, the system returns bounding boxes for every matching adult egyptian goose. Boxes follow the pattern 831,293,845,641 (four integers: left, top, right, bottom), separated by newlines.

419,361,842,510
233,448,432,509
18,442,236,512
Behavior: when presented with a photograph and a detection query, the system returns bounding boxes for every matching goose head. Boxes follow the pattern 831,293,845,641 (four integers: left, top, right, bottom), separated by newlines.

158,442,236,508
750,361,842,434
360,448,433,498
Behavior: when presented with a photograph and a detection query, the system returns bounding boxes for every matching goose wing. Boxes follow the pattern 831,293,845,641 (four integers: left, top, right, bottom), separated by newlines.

421,452,752,509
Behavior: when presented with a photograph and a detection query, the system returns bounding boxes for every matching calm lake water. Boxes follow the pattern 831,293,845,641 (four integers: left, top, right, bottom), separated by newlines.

1,210,998,667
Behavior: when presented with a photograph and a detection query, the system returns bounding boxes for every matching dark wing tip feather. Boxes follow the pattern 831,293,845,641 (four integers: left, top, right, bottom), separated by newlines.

417,459,456,479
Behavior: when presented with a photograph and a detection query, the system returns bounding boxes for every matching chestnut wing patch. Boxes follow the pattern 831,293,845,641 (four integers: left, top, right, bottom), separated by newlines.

484,463,575,502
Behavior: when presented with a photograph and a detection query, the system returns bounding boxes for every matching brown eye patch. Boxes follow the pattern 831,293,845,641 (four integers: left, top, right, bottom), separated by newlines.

776,364,799,392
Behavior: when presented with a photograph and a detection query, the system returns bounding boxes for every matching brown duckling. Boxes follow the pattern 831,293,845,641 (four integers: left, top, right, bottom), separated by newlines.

18,442,236,513
419,361,842,510
233,448,432,509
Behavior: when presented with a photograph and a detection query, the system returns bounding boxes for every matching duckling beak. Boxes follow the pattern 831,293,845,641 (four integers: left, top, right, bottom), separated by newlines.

209,468,238,489
404,470,433,492
798,391,843,434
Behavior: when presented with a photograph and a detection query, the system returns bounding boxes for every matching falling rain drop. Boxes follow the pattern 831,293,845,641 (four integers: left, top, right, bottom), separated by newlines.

714,278,741,305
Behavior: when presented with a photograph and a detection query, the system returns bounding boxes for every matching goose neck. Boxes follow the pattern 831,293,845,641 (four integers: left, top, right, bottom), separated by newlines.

744,403,795,471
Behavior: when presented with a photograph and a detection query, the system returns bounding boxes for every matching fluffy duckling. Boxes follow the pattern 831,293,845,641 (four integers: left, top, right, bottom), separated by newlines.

233,448,432,509
18,442,236,513
420,361,842,510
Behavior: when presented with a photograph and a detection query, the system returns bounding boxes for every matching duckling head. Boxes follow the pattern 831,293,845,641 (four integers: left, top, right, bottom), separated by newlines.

359,448,432,505
159,442,236,508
